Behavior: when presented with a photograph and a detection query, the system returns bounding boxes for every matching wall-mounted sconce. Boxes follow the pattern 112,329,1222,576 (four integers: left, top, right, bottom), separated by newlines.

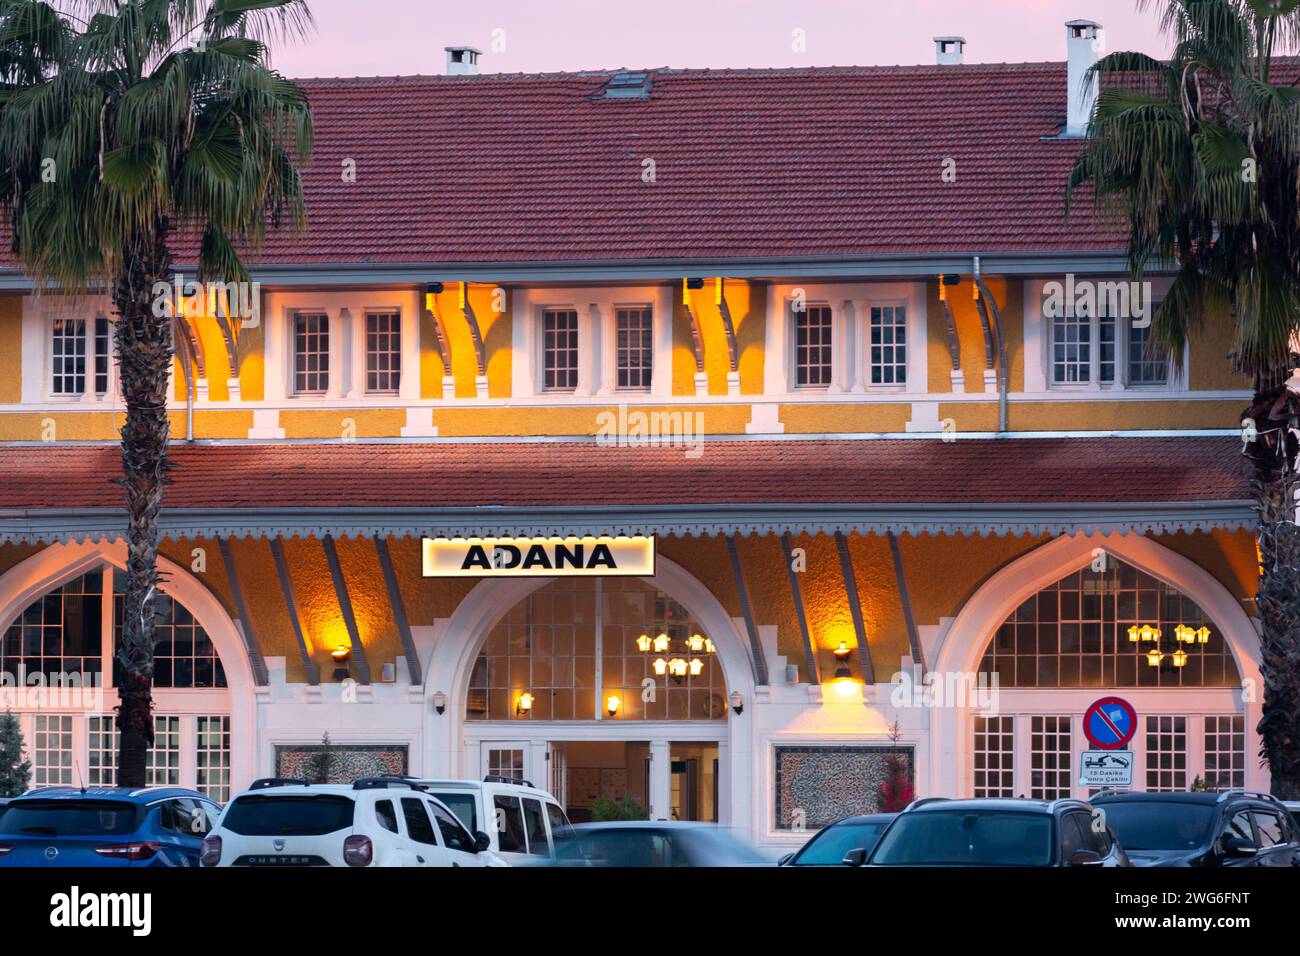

685,277,705,290
331,645,350,682
432,690,447,715
831,641,860,700
606,694,621,717
729,690,744,715
516,692,534,717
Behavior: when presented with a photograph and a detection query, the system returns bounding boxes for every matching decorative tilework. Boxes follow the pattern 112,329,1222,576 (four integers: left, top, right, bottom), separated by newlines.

774,745,913,829
275,744,409,784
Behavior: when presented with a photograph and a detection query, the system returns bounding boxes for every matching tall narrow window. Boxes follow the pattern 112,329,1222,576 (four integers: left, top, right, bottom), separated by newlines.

196,716,232,802
1127,320,1168,385
870,305,907,385
365,311,401,394
1203,715,1245,790
1145,715,1188,791
33,715,74,787
1029,715,1072,799
973,715,1015,797
616,307,653,390
293,311,330,394
795,305,833,387
94,317,111,396
542,309,579,392
51,318,87,395
1052,308,1091,384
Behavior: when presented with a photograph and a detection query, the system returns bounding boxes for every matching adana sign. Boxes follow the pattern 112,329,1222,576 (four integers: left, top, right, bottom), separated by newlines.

422,536,656,578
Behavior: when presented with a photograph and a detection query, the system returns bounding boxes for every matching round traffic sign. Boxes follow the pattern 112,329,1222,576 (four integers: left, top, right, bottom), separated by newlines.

1083,696,1137,750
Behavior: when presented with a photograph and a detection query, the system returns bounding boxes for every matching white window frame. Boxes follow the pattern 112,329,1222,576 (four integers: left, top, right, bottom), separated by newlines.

764,282,927,397
539,306,581,394
290,310,332,396
791,302,836,391
1027,277,1186,395
263,289,422,403
511,286,672,400
22,296,121,406
363,309,404,396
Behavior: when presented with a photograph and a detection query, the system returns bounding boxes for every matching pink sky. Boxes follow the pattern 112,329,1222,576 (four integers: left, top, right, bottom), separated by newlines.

270,0,1170,78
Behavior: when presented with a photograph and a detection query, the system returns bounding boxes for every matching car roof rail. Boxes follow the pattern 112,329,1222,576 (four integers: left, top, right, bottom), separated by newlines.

1216,788,1279,804
249,777,311,790
353,776,427,791
903,796,949,811
483,774,536,788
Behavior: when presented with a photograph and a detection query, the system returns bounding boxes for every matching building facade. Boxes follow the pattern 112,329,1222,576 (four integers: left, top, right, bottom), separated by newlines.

0,22,1267,850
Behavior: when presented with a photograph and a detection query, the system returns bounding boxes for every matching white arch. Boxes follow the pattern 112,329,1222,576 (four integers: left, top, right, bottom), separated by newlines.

0,539,257,791
929,532,1265,794
423,554,756,828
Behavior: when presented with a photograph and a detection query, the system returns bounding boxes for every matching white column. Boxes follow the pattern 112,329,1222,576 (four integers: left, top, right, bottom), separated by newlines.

527,740,548,789
651,287,673,398
648,739,672,821
574,304,593,397
590,303,610,396
763,289,788,395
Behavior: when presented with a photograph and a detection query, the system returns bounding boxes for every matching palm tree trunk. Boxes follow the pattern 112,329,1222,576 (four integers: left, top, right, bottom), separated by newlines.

1246,378,1300,799
111,223,173,787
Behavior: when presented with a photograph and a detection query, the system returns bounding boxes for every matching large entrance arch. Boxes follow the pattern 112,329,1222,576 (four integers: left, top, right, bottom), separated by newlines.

928,533,1264,796
0,539,257,796
425,555,756,828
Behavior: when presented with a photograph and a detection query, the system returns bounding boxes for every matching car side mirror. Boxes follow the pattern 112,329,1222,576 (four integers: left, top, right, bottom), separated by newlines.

474,831,492,853
777,852,794,866
841,847,869,867
1068,849,1104,867
1219,836,1257,858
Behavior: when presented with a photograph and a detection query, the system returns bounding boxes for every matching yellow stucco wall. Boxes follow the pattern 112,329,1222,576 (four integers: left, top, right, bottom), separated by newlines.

673,281,764,396
0,297,22,404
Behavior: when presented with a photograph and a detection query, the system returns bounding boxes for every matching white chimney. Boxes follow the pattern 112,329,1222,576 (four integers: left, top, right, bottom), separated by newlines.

445,45,481,76
1065,19,1104,137
933,36,966,66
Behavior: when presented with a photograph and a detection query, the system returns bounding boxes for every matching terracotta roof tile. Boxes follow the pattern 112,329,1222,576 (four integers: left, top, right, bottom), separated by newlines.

0,437,1248,511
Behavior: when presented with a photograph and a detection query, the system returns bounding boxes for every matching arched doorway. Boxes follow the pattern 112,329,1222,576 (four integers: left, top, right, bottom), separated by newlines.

929,533,1263,797
425,555,755,828
0,540,256,798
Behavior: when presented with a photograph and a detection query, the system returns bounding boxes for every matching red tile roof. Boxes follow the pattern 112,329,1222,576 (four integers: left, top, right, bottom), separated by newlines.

0,63,1126,272
254,63,1117,265
0,437,1247,511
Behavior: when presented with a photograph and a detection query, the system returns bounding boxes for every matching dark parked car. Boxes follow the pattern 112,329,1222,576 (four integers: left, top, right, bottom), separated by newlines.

0,786,221,867
1091,789,1298,867
550,821,770,867
848,797,1130,867
779,813,896,866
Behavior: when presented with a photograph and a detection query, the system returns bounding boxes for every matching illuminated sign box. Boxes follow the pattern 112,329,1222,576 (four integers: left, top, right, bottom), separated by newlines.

422,536,656,577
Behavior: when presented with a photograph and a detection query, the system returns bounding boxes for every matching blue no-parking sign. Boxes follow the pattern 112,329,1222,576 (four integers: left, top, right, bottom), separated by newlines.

1083,696,1137,751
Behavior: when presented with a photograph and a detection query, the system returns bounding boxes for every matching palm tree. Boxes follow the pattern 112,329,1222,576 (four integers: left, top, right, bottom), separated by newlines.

0,0,312,786
1068,0,1300,796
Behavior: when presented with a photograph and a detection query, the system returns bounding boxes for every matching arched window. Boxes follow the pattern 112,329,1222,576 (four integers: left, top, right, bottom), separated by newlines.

978,557,1240,688
1,565,232,799
467,577,727,721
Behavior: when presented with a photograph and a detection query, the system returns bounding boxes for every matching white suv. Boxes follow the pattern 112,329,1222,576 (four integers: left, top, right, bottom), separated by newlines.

415,775,571,865
201,777,505,867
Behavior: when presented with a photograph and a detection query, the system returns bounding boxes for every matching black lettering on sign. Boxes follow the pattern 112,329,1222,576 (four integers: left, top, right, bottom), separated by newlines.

588,543,617,569
462,545,491,570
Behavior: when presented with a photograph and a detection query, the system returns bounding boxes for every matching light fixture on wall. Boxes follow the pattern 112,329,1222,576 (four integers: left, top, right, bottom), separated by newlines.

515,692,534,716
606,694,621,717
331,645,350,681
432,691,447,715
730,690,744,715
637,634,652,652
831,641,860,700
1134,622,1212,668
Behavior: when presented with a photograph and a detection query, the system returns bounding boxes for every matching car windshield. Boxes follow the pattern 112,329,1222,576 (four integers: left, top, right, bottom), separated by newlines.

221,795,355,836
554,827,767,866
1096,802,1215,851
870,810,1053,866
792,821,889,865
429,791,477,833
0,799,140,837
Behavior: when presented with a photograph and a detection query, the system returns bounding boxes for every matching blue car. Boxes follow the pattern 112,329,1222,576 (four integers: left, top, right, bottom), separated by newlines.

0,787,221,867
